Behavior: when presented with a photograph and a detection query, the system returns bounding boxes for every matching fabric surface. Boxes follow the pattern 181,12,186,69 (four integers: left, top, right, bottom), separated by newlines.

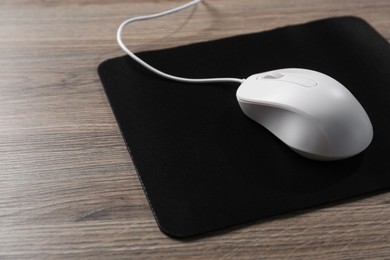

98,17,390,238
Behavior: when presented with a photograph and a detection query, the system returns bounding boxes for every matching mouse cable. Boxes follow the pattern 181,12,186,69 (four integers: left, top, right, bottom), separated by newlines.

117,0,245,85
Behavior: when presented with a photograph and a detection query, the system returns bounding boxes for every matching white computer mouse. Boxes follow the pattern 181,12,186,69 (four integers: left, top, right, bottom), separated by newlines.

236,68,373,160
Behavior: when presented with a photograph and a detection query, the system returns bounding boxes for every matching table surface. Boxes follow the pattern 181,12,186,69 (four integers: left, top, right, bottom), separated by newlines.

1,0,390,259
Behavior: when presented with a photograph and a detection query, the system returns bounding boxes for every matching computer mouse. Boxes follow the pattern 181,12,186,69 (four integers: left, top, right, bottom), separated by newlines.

236,68,373,160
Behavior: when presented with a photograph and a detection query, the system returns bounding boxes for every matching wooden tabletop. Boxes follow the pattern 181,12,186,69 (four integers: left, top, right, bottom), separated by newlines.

1,0,390,259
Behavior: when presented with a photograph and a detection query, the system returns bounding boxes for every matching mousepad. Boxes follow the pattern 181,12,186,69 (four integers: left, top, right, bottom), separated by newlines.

98,16,390,238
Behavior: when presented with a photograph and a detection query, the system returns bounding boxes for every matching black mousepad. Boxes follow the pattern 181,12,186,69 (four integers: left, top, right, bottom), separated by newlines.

98,17,390,238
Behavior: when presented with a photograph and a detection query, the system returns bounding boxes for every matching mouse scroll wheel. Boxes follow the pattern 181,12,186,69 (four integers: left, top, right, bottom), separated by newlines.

261,71,284,79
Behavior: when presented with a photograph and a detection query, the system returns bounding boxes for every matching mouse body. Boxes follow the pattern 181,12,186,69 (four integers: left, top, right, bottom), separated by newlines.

236,68,373,160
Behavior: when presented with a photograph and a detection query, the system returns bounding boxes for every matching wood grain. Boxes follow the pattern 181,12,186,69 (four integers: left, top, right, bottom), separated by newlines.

1,0,389,259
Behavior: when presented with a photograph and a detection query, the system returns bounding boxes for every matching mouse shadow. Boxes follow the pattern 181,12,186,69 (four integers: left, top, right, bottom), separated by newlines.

215,104,364,194
165,104,369,241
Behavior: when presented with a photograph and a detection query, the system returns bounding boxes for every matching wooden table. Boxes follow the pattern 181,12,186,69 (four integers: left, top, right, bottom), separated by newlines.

1,1,389,258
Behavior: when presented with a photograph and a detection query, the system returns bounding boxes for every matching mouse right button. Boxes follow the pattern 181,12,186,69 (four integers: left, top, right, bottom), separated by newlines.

280,75,318,87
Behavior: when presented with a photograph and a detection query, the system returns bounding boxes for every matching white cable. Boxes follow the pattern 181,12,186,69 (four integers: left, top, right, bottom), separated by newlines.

117,0,244,84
